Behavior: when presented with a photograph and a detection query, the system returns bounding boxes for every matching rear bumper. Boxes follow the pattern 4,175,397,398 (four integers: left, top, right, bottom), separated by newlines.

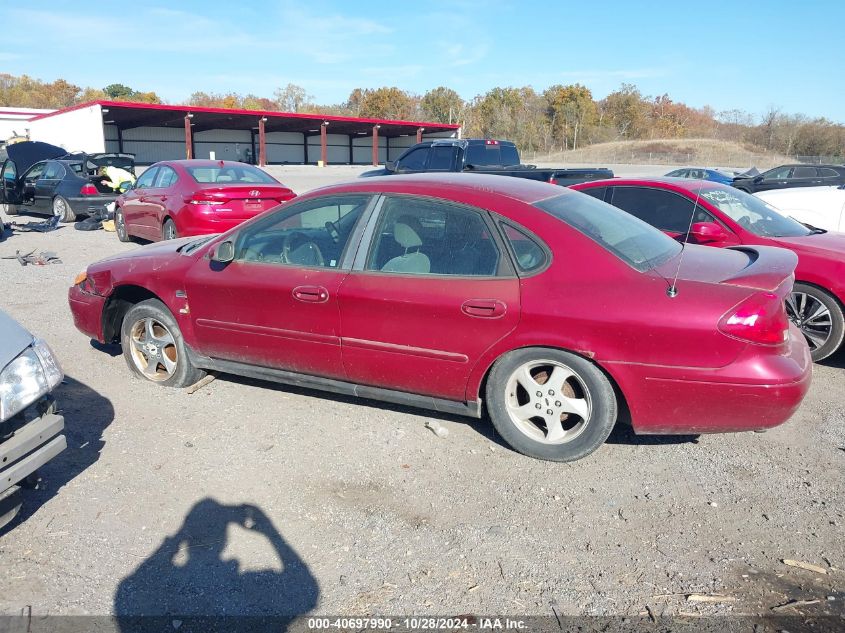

607,325,812,434
68,284,107,342
1,412,66,498
67,195,117,215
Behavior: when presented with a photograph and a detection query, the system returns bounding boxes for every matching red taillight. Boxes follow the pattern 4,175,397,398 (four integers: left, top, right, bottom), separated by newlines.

549,177,557,185
80,184,98,196
186,193,224,205
718,292,789,346
485,139,500,145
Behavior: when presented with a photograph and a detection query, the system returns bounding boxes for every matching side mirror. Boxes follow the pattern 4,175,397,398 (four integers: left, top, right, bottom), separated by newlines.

754,175,764,182
689,221,729,244
384,161,396,172
211,240,235,263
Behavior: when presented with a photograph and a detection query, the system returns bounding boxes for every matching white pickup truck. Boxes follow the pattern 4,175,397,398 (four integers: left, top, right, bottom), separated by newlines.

755,185,845,233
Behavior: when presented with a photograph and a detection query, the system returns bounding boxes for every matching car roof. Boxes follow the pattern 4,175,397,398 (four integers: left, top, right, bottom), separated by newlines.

157,160,256,168
575,177,733,193
302,172,567,205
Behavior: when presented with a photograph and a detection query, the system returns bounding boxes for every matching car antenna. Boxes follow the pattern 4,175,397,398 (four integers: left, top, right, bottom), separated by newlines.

667,185,704,298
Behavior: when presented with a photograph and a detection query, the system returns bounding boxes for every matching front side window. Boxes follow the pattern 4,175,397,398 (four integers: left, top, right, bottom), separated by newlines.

135,167,158,189
235,195,370,268
763,166,792,180
580,186,607,201
610,187,714,234
698,187,811,238
23,163,46,182
187,164,277,184
366,197,501,276
397,147,429,171
428,145,457,171
535,191,682,272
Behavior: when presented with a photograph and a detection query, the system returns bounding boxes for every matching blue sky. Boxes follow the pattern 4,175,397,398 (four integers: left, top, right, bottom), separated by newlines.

2,0,844,122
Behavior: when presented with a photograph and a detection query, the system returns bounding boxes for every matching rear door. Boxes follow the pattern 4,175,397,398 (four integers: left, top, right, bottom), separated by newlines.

34,161,65,211
789,165,820,188
338,195,520,402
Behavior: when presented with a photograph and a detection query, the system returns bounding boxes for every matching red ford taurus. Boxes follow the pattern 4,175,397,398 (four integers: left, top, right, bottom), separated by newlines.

69,174,811,461
114,160,296,242
572,178,845,361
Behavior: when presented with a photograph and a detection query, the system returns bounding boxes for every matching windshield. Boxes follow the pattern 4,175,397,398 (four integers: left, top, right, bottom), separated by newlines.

699,188,812,237
534,192,682,272
187,165,278,185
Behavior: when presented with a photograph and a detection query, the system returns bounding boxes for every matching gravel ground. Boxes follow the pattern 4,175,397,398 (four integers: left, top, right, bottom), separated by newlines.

0,165,843,624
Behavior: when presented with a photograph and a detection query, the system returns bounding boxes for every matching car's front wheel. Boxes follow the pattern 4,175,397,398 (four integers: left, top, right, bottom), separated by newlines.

485,348,617,462
0,203,18,215
121,299,204,388
786,283,844,362
52,196,76,223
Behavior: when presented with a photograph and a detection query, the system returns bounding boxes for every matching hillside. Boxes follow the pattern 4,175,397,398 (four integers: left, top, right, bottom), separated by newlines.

530,138,793,169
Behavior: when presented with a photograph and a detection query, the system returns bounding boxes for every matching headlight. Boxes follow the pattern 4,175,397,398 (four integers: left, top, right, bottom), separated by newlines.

0,338,63,422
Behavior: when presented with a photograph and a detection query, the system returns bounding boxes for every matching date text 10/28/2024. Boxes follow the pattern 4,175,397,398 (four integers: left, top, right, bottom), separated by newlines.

307,618,527,630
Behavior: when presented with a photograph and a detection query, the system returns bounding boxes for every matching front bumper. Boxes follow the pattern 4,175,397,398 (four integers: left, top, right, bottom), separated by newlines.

607,325,812,434
1,408,66,498
68,284,107,342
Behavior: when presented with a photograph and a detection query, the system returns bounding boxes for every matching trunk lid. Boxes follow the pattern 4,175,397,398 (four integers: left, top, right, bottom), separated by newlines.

189,185,296,219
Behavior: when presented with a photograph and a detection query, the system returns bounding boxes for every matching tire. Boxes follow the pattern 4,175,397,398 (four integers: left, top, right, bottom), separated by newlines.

52,196,76,223
485,347,617,462
121,299,204,388
0,203,18,215
786,283,844,362
162,218,177,241
115,207,131,242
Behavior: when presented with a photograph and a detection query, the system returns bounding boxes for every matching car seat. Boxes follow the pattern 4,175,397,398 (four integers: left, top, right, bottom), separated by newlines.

381,216,430,274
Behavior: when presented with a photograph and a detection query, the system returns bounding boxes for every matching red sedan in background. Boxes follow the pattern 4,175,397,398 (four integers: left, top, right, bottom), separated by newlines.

69,174,810,462
114,160,296,242
572,178,845,361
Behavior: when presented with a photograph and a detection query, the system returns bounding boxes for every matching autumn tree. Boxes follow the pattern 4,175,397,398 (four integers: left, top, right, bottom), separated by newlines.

544,84,596,150
354,87,416,120
420,87,464,124
600,83,649,139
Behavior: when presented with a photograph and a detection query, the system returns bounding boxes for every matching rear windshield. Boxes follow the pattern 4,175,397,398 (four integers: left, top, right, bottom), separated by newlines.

534,192,682,271
187,165,277,184
465,142,520,168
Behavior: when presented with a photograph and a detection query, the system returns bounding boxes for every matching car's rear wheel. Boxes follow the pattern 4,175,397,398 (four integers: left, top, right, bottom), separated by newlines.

162,218,177,241
52,196,76,223
121,299,204,388
786,283,844,362
485,348,617,462
115,207,131,242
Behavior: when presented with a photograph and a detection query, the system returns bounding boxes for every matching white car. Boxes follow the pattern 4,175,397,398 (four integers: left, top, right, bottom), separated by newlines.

755,185,845,232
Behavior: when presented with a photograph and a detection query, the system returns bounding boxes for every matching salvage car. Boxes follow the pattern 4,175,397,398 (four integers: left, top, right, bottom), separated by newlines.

755,185,845,233
732,164,845,193
664,167,734,185
0,310,66,529
114,160,296,242
0,141,135,222
573,178,845,361
69,174,810,462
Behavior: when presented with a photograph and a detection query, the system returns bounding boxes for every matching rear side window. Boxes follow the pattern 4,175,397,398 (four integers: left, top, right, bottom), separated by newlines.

534,192,682,272
818,167,840,178
792,166,817,178
500,223,547,273
43,162,64,179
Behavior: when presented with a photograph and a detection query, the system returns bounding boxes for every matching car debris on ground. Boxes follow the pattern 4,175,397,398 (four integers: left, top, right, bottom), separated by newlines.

1,249,62,265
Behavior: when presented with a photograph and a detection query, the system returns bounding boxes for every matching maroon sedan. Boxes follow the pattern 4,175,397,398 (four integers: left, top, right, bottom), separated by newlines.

114,160,296,242
572,178,845,361
69,174,811,462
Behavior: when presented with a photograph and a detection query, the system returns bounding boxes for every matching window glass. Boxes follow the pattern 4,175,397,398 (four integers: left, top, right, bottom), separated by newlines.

235,195,369,268
2,161,16,181
792,166,817,178
366,197,501,276
465,142,506,167
397,147,428,171
698,187,811,238
135,167,158,189
666,169,684,177
187,164,276,184
534,191,682,272
611,187,709,233
23,163,46,181
500,223,547,273
580,186,606,201
42,162,64,179
818,168,839,178
154,166,178,188
501,144,520,166
763,166,792,180
428,145,456,171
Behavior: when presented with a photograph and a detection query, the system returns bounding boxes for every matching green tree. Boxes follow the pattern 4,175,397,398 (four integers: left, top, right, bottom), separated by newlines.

103,83,135,100
600,83,649,139
274,83,313,112
420,86,464,124
544,84,596,150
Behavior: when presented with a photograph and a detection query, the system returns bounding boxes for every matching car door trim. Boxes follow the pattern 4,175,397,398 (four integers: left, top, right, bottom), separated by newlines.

194,318,340,346
341,336,469,363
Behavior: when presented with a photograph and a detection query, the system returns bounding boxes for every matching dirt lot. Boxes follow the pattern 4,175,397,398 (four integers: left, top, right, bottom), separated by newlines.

0,166,843,625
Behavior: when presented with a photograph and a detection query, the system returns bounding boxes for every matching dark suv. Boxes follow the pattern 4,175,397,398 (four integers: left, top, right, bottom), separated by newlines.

733,164,845,193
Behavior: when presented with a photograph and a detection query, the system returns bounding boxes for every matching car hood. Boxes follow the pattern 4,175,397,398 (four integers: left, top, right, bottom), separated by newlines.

3,141,66,176
0,310,35,370
771,231,845,257
359,168,391,178
97,235,212,265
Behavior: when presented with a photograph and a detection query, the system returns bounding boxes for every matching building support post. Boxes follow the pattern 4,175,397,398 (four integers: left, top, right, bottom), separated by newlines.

258,117,267,167
416,127,424,144
372,124,380,166
320,122,329,166
184,114,193,160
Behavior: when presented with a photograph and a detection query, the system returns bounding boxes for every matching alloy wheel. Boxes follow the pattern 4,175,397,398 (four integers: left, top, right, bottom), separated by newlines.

116,210,127,240
786,291,832,351
504,360,592,445
52,197,67,218
128,317,179,382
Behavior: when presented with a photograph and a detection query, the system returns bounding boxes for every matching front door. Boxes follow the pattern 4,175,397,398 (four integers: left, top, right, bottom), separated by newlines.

338,195,520,402
0,160,22,205
184,194,374,378
20,162,46,210
121,167,159,239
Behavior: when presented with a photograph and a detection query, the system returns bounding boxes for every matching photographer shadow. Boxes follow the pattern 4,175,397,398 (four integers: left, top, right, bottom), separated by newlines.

115,498,320,633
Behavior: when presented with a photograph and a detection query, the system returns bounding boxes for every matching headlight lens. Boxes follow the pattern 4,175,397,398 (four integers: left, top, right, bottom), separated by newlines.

0,339,63,422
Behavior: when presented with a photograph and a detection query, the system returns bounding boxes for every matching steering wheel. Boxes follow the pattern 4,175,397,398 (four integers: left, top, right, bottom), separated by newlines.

738,216,753,230
325,220,341,243
282,231,325,266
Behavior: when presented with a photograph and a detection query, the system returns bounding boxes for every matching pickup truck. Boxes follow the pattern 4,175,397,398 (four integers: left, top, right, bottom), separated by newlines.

360,138,613,185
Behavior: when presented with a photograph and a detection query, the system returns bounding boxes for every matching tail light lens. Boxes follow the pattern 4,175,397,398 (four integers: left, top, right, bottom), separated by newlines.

718,292,789,346
186,194,224,206
80,184,98,196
